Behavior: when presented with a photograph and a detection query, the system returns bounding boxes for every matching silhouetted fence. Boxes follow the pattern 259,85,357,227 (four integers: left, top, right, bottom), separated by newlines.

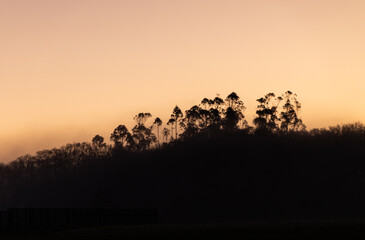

0,208,158,234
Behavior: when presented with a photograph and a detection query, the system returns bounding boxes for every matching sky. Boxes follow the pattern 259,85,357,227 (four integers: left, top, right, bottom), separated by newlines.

1,0,365,163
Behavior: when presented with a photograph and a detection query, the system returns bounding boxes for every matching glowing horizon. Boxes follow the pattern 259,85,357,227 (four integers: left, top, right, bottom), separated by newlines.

1,0,365,162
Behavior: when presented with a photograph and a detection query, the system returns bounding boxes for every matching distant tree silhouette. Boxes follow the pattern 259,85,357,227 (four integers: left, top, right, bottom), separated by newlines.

279,91,305,132
131,112,156,151
162,127,170,143
223,92,246,131
199,99,211,129
133,112,152,126
209,95,225,132
169,106,183,139
253,93,281,133
92,135,105,147
196,95,225,133
181,93,247,137
207,94,225,133
212,95,225,110
153,117,163,145
200,98,213,110
326,122,365,137
131,125,156,151
167,118,175,140
110,125,132,149
182,105,203,138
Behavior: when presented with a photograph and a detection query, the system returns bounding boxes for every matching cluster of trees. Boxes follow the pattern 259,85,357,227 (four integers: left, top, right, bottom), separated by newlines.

106,91,305,151
1,90,365,224
254,91,305,133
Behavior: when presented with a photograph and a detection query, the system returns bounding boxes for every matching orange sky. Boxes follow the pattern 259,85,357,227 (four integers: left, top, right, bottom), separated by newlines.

1,0,365,162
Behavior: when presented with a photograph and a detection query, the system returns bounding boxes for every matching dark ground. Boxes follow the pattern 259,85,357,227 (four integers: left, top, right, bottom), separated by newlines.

2,124,365,238
2,221,365,240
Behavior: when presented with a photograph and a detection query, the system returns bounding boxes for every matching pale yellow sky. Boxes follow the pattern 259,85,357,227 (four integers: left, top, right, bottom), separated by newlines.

1,0,365,162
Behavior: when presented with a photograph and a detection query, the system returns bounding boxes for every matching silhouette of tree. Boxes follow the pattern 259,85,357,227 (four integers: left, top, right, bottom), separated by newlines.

279,91,306,132
189,94,226,134
181,105,202,138
131,125,156,151
169,106,183,139
225,92,241,108
210,94,225,130
131,112,156,151
110,125,132,149
162,127,170,143
253,93,281,133
167,118,175,140
207,108,221,132
200,98,213,110
92,135,105,147
223,92,246,131
133,112,152,126
209,95,225,131
213,95,225,110
341,122,365,136
327,122,365,138
153,117,163,145
91,135,109,160
198,98,213,129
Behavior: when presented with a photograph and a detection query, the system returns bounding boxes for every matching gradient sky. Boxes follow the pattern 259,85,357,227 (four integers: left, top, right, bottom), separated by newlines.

1,0,365,162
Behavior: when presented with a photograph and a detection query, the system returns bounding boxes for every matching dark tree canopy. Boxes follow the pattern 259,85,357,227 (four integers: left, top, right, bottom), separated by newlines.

279,91,305,132
133,112,152,126
254,93,280,133
153,117,163,144
223,92,246,131
92,135,105,146
110,125,132,149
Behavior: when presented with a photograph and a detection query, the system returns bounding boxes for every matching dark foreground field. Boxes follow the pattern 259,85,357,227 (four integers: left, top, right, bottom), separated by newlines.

2,124,365,239
2,221,365,240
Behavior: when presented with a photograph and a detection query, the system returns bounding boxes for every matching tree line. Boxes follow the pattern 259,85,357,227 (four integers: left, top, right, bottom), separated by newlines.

1,90,364,224
105,90,306,152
